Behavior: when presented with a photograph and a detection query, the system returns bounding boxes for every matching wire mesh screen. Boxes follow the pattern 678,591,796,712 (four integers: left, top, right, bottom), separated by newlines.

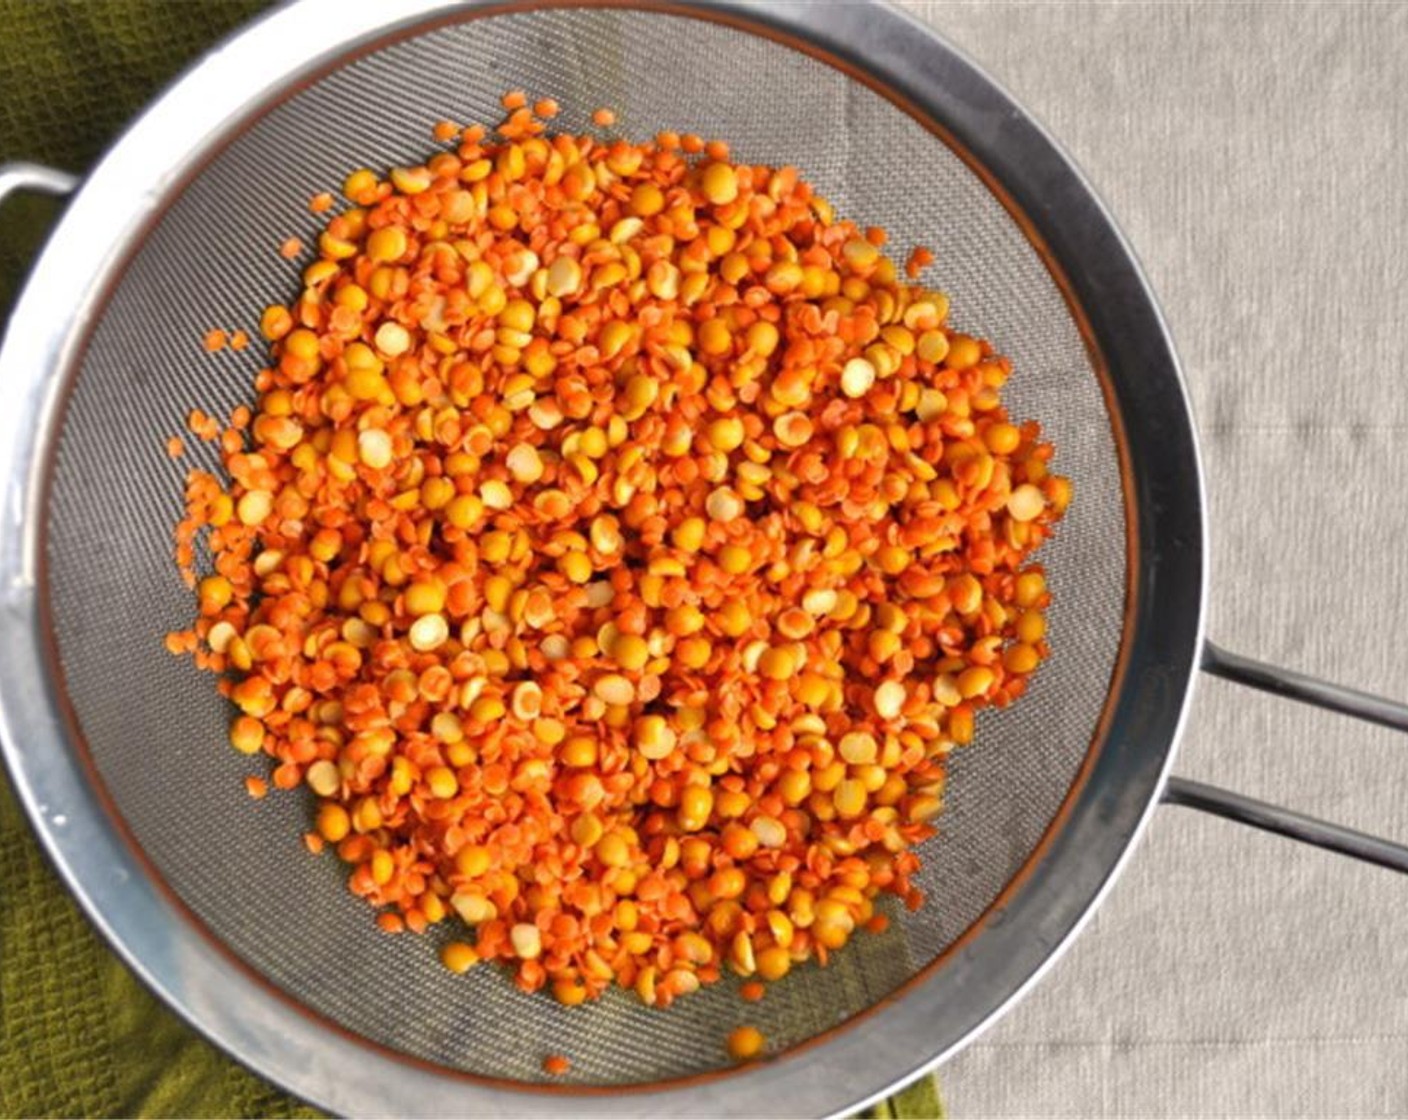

43,5,1125,1086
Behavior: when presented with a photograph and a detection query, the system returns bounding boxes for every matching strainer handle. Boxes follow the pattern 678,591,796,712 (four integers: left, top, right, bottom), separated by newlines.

1160,640,1408,873
0,162,78,207
1201,640,1408,732
1163,778,1408,873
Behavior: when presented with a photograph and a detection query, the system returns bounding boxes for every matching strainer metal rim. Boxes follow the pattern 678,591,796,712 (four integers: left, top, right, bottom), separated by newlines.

0,1,1207,1115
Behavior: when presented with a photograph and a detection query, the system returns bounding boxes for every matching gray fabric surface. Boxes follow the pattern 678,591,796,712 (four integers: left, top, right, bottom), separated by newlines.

892,1,1408,1115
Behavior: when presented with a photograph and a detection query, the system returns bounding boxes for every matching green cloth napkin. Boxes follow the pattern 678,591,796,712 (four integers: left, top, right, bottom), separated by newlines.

0,3,944,1116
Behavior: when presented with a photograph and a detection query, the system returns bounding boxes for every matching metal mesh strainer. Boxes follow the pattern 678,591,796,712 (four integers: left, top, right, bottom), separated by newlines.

2,1,1234,1115
46,3,1123,1085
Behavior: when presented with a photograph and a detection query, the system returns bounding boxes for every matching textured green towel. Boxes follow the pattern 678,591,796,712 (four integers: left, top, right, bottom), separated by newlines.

0,4,943,1116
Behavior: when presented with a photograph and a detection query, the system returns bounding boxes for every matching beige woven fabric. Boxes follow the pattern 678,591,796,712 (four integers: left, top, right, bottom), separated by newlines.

892,1,1408,1115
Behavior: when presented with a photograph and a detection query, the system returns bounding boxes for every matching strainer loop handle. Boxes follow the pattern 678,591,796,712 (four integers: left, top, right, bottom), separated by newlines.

0,162,78,207
1161,641,1408,873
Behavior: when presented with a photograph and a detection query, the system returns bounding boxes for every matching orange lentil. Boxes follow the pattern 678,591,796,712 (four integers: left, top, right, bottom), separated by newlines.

308,192,334,213
501,90,527,110
739,980,766,1002
243,776,268,800
542,1054,571,1077
591,106,616,127
278,237,302,259
202,328,227,353
228,330,250,351
906,245,935,279
165,435,185,458
533,98,559,119
432,119,459,142
169,93,1068,1014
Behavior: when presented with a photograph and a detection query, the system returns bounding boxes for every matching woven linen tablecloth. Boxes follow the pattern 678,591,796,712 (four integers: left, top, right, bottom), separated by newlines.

902,2,1408,1116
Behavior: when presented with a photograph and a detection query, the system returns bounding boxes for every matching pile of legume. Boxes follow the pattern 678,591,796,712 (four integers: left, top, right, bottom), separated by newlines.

168,96,1069,1011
